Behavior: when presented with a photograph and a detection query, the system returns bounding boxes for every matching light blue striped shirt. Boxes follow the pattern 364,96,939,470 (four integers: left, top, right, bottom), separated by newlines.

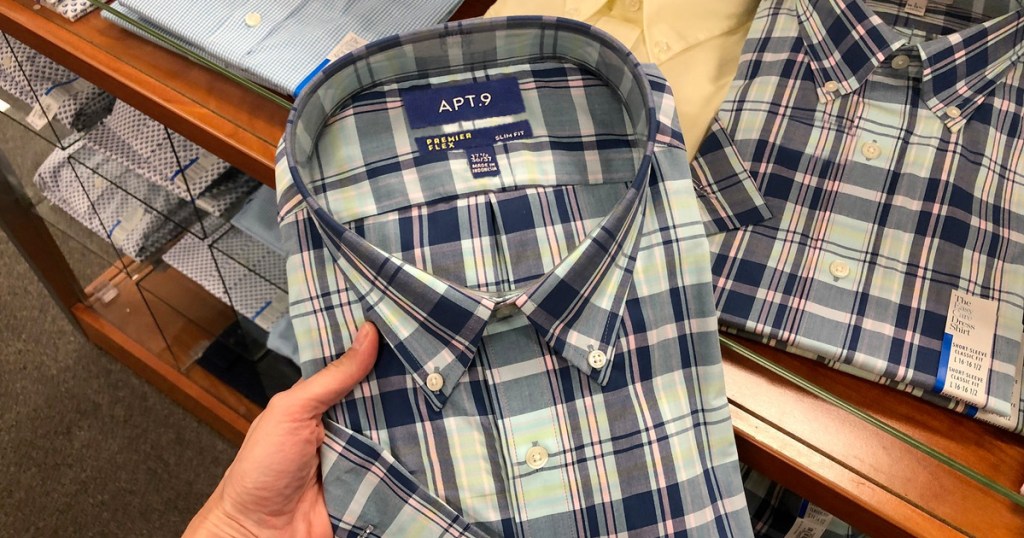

102,0,464,96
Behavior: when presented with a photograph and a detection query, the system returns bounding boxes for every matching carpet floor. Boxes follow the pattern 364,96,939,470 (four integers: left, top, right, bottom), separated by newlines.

0,117,234,537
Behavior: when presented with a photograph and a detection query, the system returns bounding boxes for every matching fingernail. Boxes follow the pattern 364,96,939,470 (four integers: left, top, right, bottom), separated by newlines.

353,322,372,348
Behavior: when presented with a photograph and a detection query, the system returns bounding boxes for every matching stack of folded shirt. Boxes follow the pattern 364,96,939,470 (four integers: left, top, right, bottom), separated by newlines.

0,34,115,141
102,0,465,95
41,0,101,22
163,221,288,332
34,146,184,260
230,186,296,363
76,101,257,218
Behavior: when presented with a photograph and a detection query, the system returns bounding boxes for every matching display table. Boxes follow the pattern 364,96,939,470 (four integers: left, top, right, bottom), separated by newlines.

1,1,1022,535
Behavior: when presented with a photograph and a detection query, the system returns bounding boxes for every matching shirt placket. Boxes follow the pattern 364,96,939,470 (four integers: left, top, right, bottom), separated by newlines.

477,321,576,537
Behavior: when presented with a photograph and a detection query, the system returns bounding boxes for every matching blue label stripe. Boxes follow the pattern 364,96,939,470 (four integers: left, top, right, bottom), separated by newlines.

168,157,199,182
294,59,330,97
253,300,273,319
935,332,954,392
106,219,122,238
44,76,80,96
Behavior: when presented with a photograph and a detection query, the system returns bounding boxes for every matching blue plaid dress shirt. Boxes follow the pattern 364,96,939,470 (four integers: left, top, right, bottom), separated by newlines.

277,17,767,537
693,0,1024,417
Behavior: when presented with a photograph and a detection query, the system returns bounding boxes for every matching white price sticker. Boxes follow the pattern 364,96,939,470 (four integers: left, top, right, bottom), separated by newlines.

938,290,998,409
905,0,928,15
783,502,834,538
326,32,369,61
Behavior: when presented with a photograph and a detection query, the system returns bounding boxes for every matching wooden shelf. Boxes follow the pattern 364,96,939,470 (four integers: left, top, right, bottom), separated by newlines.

3,1,1022,535
77,260,262,445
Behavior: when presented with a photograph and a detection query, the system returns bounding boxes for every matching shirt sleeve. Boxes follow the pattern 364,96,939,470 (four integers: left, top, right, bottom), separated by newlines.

320,418,487,538
689,116,772,236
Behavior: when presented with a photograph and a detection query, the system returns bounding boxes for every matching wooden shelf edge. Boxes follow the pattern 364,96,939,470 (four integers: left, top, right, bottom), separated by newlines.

73,303,251,445
730,405,962,538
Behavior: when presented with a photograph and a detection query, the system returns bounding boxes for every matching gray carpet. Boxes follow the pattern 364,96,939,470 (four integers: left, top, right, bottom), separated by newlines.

0,118,234,537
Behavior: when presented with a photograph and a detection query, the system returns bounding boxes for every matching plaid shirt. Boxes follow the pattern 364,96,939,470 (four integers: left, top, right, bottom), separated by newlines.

277,17,767,537
693,0,1024,416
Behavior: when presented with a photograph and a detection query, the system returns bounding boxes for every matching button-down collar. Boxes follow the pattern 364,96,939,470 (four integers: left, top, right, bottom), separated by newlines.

797,0,1024,129
282,17,659,409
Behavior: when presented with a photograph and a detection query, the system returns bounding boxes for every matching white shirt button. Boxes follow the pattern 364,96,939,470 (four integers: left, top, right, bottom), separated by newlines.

425,372,444,392
861,141,882,160
244,12,262,28
829,260,851,280
588,350,608,369
945,106,962,119
627,0,641,11
823,80,840,92
525,446,549,469
891,55,910,69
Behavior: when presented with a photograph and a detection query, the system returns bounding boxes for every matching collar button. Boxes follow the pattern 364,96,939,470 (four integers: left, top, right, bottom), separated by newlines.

823,80,840,92
588,350,608,369
945,106,962,119
426,372,444,392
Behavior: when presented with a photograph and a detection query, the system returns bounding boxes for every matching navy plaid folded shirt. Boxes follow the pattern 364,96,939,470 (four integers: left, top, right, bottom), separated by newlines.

693,0,1024,416
277,16,769,537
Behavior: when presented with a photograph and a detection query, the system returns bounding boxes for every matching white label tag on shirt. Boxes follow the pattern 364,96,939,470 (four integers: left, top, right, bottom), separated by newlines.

976,330,1023,429
937,290,998,407
783,501,833,538
24,76,90,131
904,0,928,15
326,32,368,62
180,151,221,184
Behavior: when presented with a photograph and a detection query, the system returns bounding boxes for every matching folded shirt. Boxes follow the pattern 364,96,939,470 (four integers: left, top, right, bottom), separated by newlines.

230,185,286,256
164,223,287,331
34,145,183,260
84,101,232,205
0,34,114,141
42,0,100,21
102,0,465,95
741,465,863,538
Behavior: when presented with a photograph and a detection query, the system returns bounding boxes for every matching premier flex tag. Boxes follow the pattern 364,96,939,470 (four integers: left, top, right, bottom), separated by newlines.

402,77,525,128
936,290,998,408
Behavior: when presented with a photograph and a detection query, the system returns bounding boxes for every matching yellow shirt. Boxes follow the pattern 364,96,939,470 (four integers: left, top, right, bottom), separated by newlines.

486,0,757,156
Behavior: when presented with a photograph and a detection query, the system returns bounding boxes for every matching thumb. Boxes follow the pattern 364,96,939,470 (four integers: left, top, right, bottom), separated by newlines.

290,321,379,416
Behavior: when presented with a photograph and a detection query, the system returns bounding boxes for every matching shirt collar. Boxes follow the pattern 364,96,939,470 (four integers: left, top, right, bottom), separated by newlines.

282,17,659,410
797,0,1024,130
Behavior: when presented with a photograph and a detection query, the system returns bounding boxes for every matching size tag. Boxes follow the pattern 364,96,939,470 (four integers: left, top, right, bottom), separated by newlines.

24,76,90,131
977,332,1023,429
783,501,833,538
936,290,998,407
467,146,499,178
414,120,532,153
402,77,525,129
253,291,290,330
326,32,368,61
905,0,928,15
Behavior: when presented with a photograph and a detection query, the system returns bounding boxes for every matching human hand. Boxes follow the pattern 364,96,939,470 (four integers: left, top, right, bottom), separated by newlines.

183,322,379,537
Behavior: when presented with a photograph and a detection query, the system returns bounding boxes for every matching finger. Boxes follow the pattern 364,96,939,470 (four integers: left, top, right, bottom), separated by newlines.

289,321,379,416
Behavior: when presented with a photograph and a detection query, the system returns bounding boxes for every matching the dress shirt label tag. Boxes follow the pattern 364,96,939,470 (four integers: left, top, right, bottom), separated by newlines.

467,146,499,178
904,0,928,16
782,501,833,538
976,330,1023,429
24,76,91,131
936,290,998,406
414,120,533,153
402,77,525,128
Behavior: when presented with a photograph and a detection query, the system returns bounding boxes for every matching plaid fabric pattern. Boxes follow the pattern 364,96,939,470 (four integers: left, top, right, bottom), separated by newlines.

278,17,764,537
693,0,1024,416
